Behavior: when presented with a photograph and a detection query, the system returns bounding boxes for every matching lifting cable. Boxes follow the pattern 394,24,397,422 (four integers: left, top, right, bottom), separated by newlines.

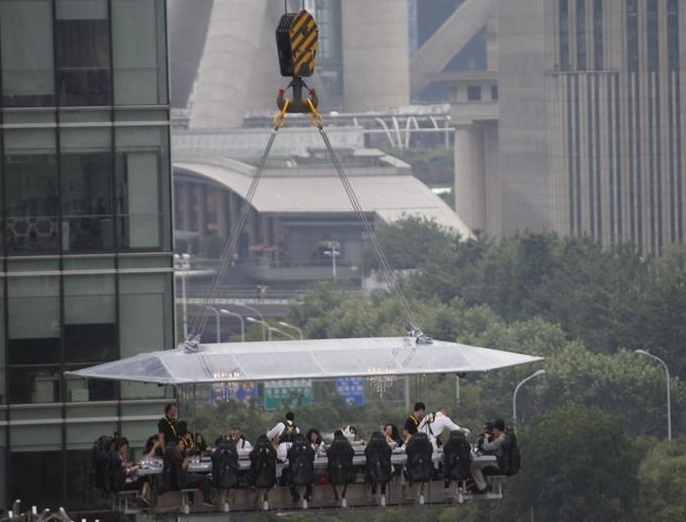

186,104,290,347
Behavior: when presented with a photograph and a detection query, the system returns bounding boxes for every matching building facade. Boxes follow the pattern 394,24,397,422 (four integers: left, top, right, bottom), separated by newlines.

495,0,685,252
0,0,174,510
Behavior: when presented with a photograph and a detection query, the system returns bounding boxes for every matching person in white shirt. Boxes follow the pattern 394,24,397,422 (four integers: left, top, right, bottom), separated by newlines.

418,409,470,450
231,426,253,451
266,411,300,460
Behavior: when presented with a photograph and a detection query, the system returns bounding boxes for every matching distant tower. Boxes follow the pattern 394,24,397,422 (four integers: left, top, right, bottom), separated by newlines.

341,0,410,111
189,0,269,128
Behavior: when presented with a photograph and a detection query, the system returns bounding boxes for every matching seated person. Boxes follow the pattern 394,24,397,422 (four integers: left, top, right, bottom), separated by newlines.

364,432,393,499
383,424,403,448
470,419,507,494
163,437,214,506
195,433,208,454
144,434,161,458
476,422,495,455
306,428,325,455
231,426,253,451
342,425,358,442
178,421,195,454
286,433,315,503
112,437,151,505
418,408,470,449
248,435,277,490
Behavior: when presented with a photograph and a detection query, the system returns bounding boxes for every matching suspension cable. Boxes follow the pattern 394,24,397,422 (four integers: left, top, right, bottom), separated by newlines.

187,105,289,346
307,102,417,330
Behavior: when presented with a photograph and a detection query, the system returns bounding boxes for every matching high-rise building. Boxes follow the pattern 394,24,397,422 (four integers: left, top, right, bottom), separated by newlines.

493,0,685,252
0,0,174,510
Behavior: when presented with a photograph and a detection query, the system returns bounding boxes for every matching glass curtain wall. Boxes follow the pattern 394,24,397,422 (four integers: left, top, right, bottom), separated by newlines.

0,0,173,511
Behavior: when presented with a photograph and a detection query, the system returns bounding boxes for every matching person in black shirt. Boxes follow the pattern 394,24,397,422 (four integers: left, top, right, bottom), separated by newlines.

403,401,426,442
165,437,214,505
158,403,178,453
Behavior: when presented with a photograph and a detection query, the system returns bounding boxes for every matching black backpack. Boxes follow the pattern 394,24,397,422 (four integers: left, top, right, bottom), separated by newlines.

443,431,472,482
287,434,315,486
91,436,115,493
280,421,298,444
364,432,392,484
212,438,239,489
248,435,277,489
405,432,433,483
500,430,520,476
326,435,355,485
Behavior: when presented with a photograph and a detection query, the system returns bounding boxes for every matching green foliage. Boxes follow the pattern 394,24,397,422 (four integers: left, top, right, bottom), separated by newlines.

497,406,641,522
635,439,686,522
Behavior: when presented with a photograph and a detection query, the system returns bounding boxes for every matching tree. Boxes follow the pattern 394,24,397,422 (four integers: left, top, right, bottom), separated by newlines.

497,406,641,522
635,439,686,522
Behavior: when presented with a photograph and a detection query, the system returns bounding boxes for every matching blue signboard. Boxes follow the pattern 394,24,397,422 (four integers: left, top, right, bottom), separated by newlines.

211,382,257,404
336,377,365,406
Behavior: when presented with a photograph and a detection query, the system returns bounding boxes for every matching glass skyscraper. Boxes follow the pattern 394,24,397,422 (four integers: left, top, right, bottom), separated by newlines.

0,0,174,511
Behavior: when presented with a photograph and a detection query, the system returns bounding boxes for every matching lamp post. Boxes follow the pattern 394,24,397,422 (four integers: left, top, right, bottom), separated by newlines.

269,326,296,340
324,241,340,280
220,309,245,342
635,349,672,441
232,303,267,340
246,317,271,341
512,369,546,432
204,305,222,343
278,321,304,340
174,253,191,339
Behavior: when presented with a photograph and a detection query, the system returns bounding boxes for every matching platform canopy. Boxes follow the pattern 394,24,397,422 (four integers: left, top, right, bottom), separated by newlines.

65,337,543,386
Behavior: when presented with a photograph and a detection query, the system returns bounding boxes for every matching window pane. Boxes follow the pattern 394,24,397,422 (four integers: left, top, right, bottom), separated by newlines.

119,273,173,399
8,275,60,403
0,282,5,404
112,0,168,104
64,275,116,364
115,127,171,250
60,127,114,251
65,449,110,510
3,129,59,253
9,451,62,508
55,0,111,106
0,0,55,107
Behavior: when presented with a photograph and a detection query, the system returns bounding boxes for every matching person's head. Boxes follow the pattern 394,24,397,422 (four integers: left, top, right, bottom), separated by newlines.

178,420,188,436
438,408,449,416
333,430,344,438
195,433,205,444
231,426,243,440
413,401,426,418
307,428,321,445
285,411,295,422
483,422,494,435
493,419,505,436
384,424,399,440
116,437,130,457
176,437,186,452
164,403,177,419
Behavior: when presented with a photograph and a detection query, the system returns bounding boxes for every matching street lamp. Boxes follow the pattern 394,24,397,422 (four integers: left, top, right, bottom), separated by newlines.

512,369,546,432
204,305,221,343
220,309,245,342
232,303,267,340
246,317,271,341
269,326,296,340
635,349,672,441
174,253,191,339
278,321,304,339
323,241,340,279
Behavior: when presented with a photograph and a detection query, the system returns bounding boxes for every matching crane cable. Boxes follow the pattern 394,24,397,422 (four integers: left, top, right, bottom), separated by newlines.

306,101,417,331
186,98,425,355
186,103,290,347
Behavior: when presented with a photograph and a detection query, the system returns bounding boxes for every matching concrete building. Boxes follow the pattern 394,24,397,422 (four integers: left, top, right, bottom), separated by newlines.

173,141,470,285
455,0,686,253
0,0,173,510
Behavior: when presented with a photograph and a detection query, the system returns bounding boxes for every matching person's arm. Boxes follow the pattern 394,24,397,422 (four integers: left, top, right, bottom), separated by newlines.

442,416,471,436
481,435,505,452
266,422,284,441
244,440,253,451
